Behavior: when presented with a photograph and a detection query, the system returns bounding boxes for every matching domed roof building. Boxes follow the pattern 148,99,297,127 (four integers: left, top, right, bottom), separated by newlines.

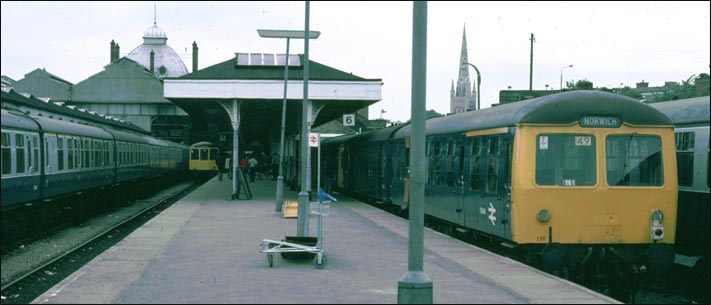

126,22,189,79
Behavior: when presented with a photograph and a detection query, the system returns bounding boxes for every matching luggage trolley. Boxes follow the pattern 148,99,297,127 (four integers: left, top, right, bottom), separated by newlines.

259,189,337,269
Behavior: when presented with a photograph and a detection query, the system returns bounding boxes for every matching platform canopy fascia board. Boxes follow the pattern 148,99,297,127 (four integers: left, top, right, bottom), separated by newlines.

164,79,382,101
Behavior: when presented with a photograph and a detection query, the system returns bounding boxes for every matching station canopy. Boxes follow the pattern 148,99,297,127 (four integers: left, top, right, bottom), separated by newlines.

163,53,382,147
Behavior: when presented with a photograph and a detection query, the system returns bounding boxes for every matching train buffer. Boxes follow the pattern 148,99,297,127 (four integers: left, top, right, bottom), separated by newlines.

259,188,337,269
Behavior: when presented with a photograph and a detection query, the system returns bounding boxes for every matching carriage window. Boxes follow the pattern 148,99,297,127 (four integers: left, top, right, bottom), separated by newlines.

67,137,74,169
488,136,500,155
32,136,39,173
675,132,694,187
536,134,596,186
470,137,481,191
2,132,11,175
431,139,442,185
75,139,80,167
210,148,218,161
15,134,26,174
84,140,90,168
56,136,64,171
104,142,109,166
485,136,504,193
94,141,101,167
445,140,455,186
607,134,663,186
200,148,208,160
191,148,199,160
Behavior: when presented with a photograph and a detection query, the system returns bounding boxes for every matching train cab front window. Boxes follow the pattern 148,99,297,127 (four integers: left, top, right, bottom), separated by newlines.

536,134,597,186
606,134,663,186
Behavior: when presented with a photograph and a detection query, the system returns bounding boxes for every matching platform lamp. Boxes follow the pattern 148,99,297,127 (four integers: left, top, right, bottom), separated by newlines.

560,64,573,91
463,62,481,110
257,29,320,212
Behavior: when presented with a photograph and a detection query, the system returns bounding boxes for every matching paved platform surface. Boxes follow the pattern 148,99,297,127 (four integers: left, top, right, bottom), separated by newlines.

33,176,620,304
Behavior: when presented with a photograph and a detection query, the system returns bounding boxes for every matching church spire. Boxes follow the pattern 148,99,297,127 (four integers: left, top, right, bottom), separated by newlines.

457,24,470,86
450,24,476,114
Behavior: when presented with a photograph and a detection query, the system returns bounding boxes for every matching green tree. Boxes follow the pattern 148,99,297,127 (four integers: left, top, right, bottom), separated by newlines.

426,109,444,119
651,75,697,102
574,79,593,90
617,86,643,100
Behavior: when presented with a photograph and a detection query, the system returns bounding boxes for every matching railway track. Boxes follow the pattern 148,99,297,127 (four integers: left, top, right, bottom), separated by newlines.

0,179,203,304
348,191,706,304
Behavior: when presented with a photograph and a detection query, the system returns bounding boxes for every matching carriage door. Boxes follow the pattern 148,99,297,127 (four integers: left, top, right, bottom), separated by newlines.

483,133,511,239
454,134,466,226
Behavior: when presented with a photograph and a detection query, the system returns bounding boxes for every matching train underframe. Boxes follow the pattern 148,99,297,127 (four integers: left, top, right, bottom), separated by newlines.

421,213,676,300
1,172,189,248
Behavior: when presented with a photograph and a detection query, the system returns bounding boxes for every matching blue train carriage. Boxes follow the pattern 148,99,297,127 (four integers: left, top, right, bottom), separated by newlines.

650,96,710,262
142,135,189,176
326,91,679,275
2,109,118,209
2,109,44,208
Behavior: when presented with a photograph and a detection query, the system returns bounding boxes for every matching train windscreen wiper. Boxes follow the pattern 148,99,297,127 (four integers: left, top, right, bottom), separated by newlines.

620,132,637,185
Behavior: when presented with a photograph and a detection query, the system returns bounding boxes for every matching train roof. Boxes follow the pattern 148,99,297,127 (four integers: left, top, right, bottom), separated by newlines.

649,96,710,127
147,136,188,149
32,113,114,139
397,91,672,137
321,134,358,145
348,124,408,143
104,127,151,143
1,88,148,134
2,109,40,132
190,141,218,148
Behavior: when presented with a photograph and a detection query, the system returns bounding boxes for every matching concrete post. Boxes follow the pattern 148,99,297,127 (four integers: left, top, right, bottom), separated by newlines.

276,38,290,212
297,1,312,237
398,2,433,303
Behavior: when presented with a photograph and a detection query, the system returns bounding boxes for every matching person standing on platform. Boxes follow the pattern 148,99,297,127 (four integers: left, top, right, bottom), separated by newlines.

225,153,232,180
271,153,280,180
216,153,226,181
248,155,258,183
323,156,334,193
240,155,249,176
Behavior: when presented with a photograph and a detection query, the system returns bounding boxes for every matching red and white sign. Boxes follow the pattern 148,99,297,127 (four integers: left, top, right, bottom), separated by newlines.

309,133,320,147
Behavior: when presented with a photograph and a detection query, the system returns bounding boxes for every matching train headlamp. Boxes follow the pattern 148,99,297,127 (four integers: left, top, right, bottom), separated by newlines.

651,209,664,222
536,209,550,222
650,209,664,240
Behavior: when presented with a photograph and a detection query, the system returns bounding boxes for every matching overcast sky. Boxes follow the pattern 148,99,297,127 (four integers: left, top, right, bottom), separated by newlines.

2,1,709,122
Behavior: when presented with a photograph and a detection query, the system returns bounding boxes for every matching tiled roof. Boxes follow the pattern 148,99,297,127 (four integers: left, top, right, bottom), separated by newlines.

175,54,380,82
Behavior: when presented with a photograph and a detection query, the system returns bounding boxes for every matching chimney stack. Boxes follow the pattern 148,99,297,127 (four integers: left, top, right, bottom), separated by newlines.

110,40,120,62
110,40,116,63
192,41,199,73
149,49,155,73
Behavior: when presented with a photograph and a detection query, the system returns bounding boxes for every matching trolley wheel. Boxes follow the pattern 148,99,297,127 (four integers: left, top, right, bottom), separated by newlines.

313,254,327,269
267,253,274,267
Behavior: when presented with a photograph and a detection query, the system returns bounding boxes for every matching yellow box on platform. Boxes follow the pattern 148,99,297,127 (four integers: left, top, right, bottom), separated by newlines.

283,201,298,218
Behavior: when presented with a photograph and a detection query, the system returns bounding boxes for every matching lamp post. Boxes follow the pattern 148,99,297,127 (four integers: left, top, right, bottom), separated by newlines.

560,64,573,91
463,62,481,110
257,29,320,212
